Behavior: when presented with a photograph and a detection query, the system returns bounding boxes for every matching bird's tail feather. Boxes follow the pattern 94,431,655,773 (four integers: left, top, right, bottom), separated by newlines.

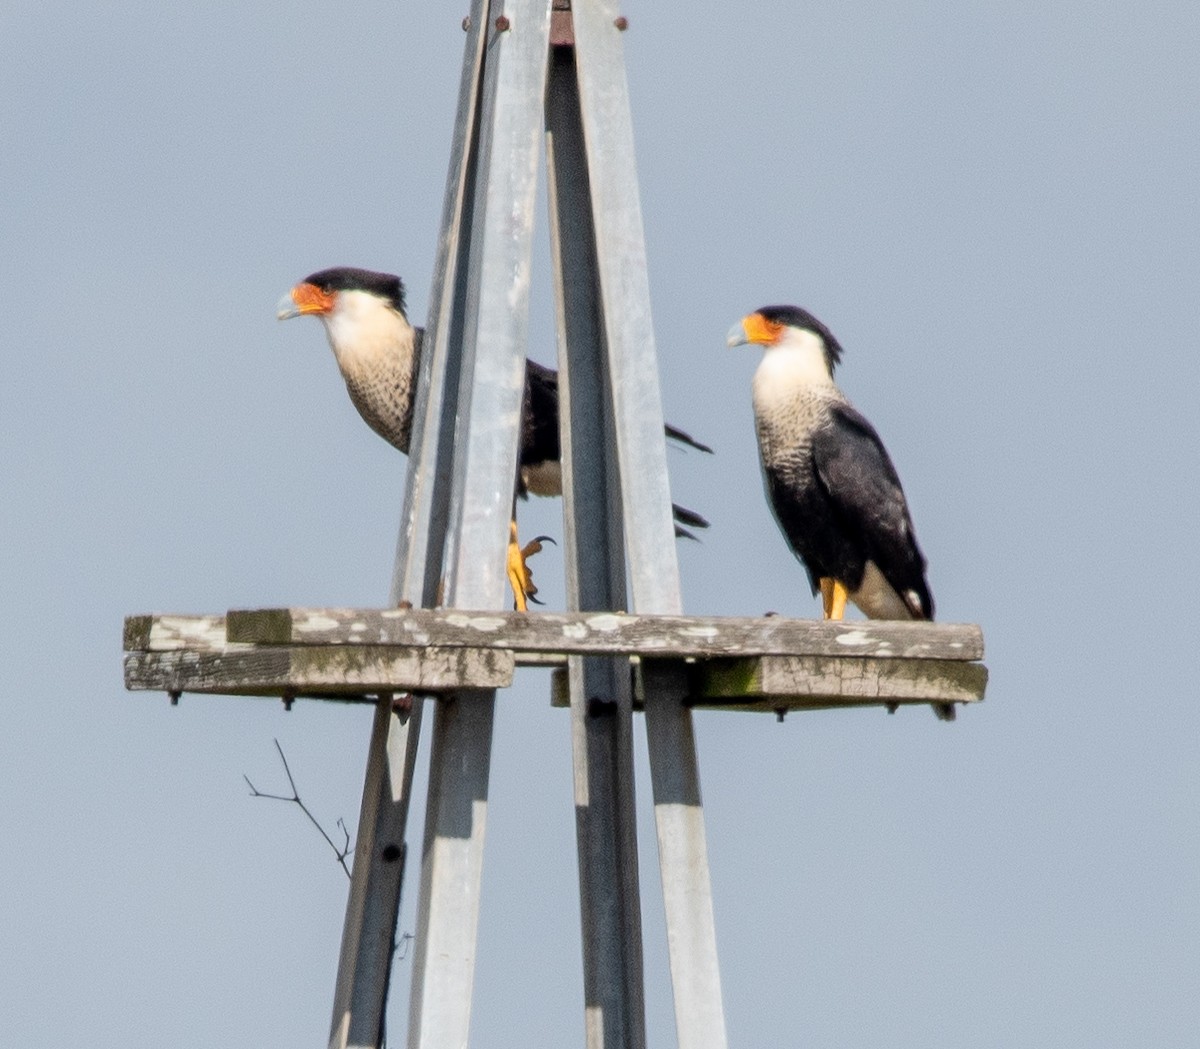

671,503,709,531
665,423,714,455
672,503,709,540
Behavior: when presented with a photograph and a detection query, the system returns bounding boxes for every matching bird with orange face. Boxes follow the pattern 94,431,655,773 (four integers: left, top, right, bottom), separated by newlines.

729,305,949,718
279,267,710,609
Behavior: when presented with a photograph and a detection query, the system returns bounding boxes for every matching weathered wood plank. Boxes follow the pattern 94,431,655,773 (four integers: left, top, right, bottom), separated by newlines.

551,657,987,712
692,694,980,714
220,608,984,662
123,613,572,666
123,612,987,709
123,615,153,651
124,646,514,697
694,656,988,705
124,614,230,652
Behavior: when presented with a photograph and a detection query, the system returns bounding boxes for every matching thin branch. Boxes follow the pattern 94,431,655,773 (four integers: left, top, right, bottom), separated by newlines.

245,739,352,880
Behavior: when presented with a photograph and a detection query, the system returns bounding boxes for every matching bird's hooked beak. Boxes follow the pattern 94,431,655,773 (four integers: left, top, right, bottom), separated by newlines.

276,282,334,320
727,312,779,347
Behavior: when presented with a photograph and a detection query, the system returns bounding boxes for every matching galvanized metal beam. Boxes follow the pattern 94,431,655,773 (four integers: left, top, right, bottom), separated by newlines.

547,38,647,1049
329,696,423,1049
406,3,553,1049
389,0,490,611
329,2,492,1046
334,3,724,1047
570,5,729,1047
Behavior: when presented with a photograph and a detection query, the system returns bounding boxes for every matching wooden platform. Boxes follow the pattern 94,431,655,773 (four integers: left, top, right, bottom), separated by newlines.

124,608,987,715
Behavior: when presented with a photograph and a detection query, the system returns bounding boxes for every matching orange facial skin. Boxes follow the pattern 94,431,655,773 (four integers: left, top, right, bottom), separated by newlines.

288,281,336,316
738,311,784,346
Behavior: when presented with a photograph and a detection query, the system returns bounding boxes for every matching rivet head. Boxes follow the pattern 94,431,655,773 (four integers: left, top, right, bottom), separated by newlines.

495,14,511,31
614,15,628,30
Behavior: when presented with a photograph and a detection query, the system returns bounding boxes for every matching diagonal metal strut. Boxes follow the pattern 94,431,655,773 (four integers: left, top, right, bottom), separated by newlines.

327,4,727,1048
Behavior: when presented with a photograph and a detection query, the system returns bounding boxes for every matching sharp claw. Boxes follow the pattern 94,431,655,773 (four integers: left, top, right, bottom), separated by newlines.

509,526,553,612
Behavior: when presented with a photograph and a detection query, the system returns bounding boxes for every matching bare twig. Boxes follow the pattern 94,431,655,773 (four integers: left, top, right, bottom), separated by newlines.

245,739,352,880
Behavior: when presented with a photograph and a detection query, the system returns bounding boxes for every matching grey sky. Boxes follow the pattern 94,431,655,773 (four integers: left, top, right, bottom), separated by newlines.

3,1,1198,1046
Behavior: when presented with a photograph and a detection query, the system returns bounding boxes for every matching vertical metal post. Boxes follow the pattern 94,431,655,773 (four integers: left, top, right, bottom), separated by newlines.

328,695,423,1049
390,0,491,611
328,4,490,1047
406,3,553,1049
570,4,730,1047
547,39,647,1049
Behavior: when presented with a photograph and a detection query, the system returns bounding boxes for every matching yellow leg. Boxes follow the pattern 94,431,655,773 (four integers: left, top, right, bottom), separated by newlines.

506,519,548,612
829,580,848,620
819,577,849,620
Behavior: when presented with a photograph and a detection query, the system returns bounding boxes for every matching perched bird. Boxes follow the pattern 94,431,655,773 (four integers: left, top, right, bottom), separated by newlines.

278,266,710,609
729,306,949,718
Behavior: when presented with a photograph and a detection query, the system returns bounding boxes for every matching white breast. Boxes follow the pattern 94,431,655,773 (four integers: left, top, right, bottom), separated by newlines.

319,289,418,452
323,289,411,376
751,331,842,463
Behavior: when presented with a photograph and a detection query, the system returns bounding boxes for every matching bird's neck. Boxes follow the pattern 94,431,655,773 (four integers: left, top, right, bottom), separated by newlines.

752,335,839,418
318,290,419,452
322,290,414,379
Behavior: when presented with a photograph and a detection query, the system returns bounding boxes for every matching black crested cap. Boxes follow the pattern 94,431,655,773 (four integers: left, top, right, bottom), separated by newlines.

302,267,406,314
757,304,844,369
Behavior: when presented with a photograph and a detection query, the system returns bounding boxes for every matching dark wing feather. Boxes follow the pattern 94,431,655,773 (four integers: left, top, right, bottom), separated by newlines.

811,403,933,619
759,457,824,595
664,423,713,455
518,360,708,536
521,360,713,460
520,360,562,482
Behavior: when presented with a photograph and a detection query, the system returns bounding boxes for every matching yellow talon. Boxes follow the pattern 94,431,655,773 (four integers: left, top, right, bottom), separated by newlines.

819,577,849,620
506,520,551,612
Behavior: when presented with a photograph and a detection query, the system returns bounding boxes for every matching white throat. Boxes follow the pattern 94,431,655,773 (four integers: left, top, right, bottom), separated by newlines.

752,327,837,415
321,289,409,369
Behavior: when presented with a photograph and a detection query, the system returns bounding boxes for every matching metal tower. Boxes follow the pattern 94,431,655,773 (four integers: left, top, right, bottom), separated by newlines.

122,3,988,1047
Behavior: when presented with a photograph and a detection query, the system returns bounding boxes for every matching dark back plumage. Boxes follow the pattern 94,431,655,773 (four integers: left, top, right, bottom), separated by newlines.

520,360,562,483
812,403,933,619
